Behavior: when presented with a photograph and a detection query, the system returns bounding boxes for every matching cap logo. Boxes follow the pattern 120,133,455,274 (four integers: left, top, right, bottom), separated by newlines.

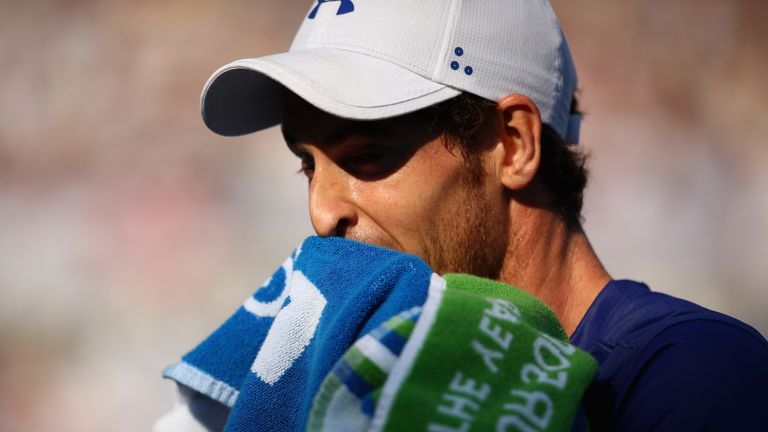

308,0,355,19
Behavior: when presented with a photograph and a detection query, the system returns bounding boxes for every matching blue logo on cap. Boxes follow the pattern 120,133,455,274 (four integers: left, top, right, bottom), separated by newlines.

308,0,355,19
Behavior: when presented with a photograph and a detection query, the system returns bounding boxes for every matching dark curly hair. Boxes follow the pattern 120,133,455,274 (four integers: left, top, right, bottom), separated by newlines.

428,92,589,231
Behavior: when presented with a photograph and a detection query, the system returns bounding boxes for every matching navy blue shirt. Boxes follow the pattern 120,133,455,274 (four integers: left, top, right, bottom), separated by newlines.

570,280,768,431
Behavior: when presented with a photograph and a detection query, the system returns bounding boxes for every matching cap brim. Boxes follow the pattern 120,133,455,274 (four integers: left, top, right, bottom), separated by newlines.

201,48,461,136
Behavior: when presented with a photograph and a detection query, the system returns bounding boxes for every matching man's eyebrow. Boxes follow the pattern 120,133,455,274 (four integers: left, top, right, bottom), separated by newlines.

281,128,304,156
325,122,387,144
281,121,390,154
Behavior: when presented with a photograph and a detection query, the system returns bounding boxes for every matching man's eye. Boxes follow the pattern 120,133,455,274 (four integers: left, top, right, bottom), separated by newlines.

345,151,390,172
296,157,314,179
340,146,405,179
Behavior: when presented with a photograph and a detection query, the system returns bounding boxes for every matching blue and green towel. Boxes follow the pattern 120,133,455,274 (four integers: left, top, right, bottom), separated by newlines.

163,237,597,431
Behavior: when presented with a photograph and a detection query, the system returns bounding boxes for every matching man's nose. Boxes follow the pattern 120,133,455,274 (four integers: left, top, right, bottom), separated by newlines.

308,162,358,238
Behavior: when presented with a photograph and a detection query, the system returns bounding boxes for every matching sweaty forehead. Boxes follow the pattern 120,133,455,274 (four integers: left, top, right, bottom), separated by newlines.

281,91,353,140
281,90,440,152
280,89,441,148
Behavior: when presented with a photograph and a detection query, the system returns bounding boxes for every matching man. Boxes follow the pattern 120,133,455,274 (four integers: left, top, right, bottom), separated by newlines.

158,0,768,430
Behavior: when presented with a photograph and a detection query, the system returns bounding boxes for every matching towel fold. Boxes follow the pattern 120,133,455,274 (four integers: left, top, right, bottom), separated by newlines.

308,274,597,432
164,237,433,431
163,237,596,431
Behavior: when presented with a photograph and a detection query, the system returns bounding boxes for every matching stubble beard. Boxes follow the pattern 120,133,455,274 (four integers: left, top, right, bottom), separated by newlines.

420,173,509,280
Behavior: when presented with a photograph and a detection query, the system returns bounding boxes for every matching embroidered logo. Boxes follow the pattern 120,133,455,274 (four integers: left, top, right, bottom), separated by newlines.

308,0,355,19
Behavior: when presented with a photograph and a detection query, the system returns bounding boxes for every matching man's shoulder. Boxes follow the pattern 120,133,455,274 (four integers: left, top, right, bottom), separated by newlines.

574,279,768,431
600,295,768,395
572,279,766,362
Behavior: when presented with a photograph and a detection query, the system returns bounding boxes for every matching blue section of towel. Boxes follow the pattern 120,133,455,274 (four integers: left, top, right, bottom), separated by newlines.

179,307,272,393
163,236,433,431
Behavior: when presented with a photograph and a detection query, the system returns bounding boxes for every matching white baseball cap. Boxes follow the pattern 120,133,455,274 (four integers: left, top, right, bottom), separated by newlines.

201,0,581,143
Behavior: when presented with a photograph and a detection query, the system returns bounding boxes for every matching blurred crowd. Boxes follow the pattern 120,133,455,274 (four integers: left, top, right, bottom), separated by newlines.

0,0,766,430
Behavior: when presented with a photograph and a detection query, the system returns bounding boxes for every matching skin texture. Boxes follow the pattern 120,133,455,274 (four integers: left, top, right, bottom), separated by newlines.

281,91,610,335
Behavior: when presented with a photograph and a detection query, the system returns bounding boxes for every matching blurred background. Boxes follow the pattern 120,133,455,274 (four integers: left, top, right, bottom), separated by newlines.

0,0,766,430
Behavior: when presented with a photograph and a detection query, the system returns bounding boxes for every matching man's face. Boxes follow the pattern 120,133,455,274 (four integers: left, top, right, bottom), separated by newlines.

281,93,509,278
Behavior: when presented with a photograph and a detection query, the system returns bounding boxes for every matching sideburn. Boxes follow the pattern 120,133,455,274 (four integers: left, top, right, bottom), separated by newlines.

421,165,509,280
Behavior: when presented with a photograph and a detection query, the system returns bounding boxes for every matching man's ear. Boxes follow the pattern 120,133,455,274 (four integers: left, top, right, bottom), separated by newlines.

493,94,542,191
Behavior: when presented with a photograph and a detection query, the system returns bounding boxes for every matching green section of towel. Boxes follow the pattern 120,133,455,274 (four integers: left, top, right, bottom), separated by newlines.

308,307,422,432
380,274,597,432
